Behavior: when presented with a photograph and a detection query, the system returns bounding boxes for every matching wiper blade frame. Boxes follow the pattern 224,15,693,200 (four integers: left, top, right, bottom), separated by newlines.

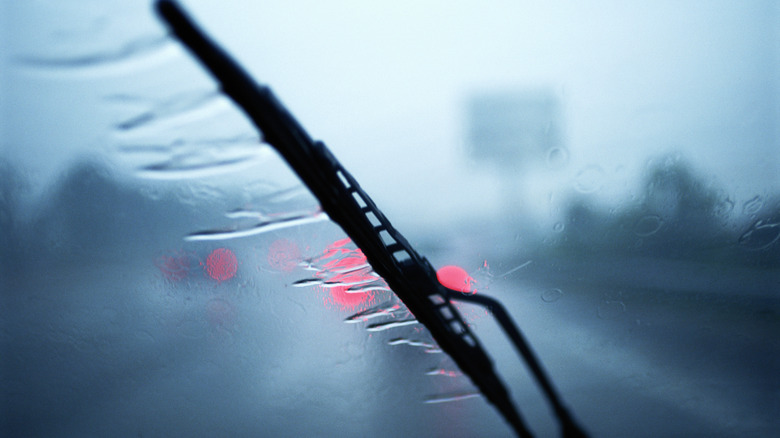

155,2,587,436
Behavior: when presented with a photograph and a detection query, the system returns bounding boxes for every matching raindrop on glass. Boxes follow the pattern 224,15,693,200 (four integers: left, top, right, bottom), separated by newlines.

553,222,565,233
738,220,780,250
633,215,663,237
546,147,569,169
714,196,734,218
742,195,764,216
574,165,605,193
541,288,563,303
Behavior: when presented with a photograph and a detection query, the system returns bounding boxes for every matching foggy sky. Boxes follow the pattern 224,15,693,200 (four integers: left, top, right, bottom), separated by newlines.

2,0,778,231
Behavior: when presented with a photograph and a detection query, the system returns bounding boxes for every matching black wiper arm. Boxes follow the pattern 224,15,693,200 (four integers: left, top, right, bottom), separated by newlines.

448,291,588,438
154,2,587,437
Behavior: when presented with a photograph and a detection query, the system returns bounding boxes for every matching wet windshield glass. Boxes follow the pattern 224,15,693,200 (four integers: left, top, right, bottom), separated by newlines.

2,1,778,437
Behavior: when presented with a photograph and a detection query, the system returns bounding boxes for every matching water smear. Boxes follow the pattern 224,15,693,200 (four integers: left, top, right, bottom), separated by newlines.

294,238,390,311
320,277,377,289
366,319,419,332
426,368,462,377
15,35,176,76
113,90,224,132
424,392,482,404
120,134,269,179
388,338,441,353
345,284,393,294
292,278,323,288
185,210,328,241
344,303,403,323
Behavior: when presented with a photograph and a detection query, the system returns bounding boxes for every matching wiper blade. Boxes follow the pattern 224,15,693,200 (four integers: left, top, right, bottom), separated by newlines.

155,2,587,436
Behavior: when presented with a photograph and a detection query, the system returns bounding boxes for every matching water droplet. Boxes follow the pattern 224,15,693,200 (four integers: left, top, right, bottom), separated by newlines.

714,197,734,218
738,220,780,250
541,288,563,303
742,196,764,216
553,222,565,233
597,301,626,319
546,147,569,169
574,165,605,193
633,215,663,237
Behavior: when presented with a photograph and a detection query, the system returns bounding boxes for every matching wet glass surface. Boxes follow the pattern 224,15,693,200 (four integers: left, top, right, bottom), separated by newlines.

2,1,778,437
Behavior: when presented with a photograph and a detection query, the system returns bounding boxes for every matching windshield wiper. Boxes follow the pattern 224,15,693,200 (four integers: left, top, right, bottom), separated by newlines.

155,2,588,436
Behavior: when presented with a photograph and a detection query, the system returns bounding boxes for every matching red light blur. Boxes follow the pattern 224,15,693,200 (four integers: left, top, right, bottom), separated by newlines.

205,248,238,281
316,238,382,310
436,265,476,294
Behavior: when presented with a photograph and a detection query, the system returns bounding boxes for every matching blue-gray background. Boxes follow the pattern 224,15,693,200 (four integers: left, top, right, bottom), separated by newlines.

1,1,778,437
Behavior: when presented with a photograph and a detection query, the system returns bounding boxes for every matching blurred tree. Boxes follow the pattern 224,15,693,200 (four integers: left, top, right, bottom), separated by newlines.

634,153,723,257
0,159,29,274
557,153,742,261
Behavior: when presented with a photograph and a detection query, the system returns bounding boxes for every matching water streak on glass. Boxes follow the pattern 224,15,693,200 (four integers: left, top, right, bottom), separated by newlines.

185,209,328,241
14,35,176,75
346,284,394,294
426,368,463,377
365,319,419,332
111,89,223,132
320,278,378,289
424,392,482,404
118,134,271,179
6,1,776,436
343,303,403,323
388,338,442,353
291,278,324,287
496,260,533,278
327,262,372,274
